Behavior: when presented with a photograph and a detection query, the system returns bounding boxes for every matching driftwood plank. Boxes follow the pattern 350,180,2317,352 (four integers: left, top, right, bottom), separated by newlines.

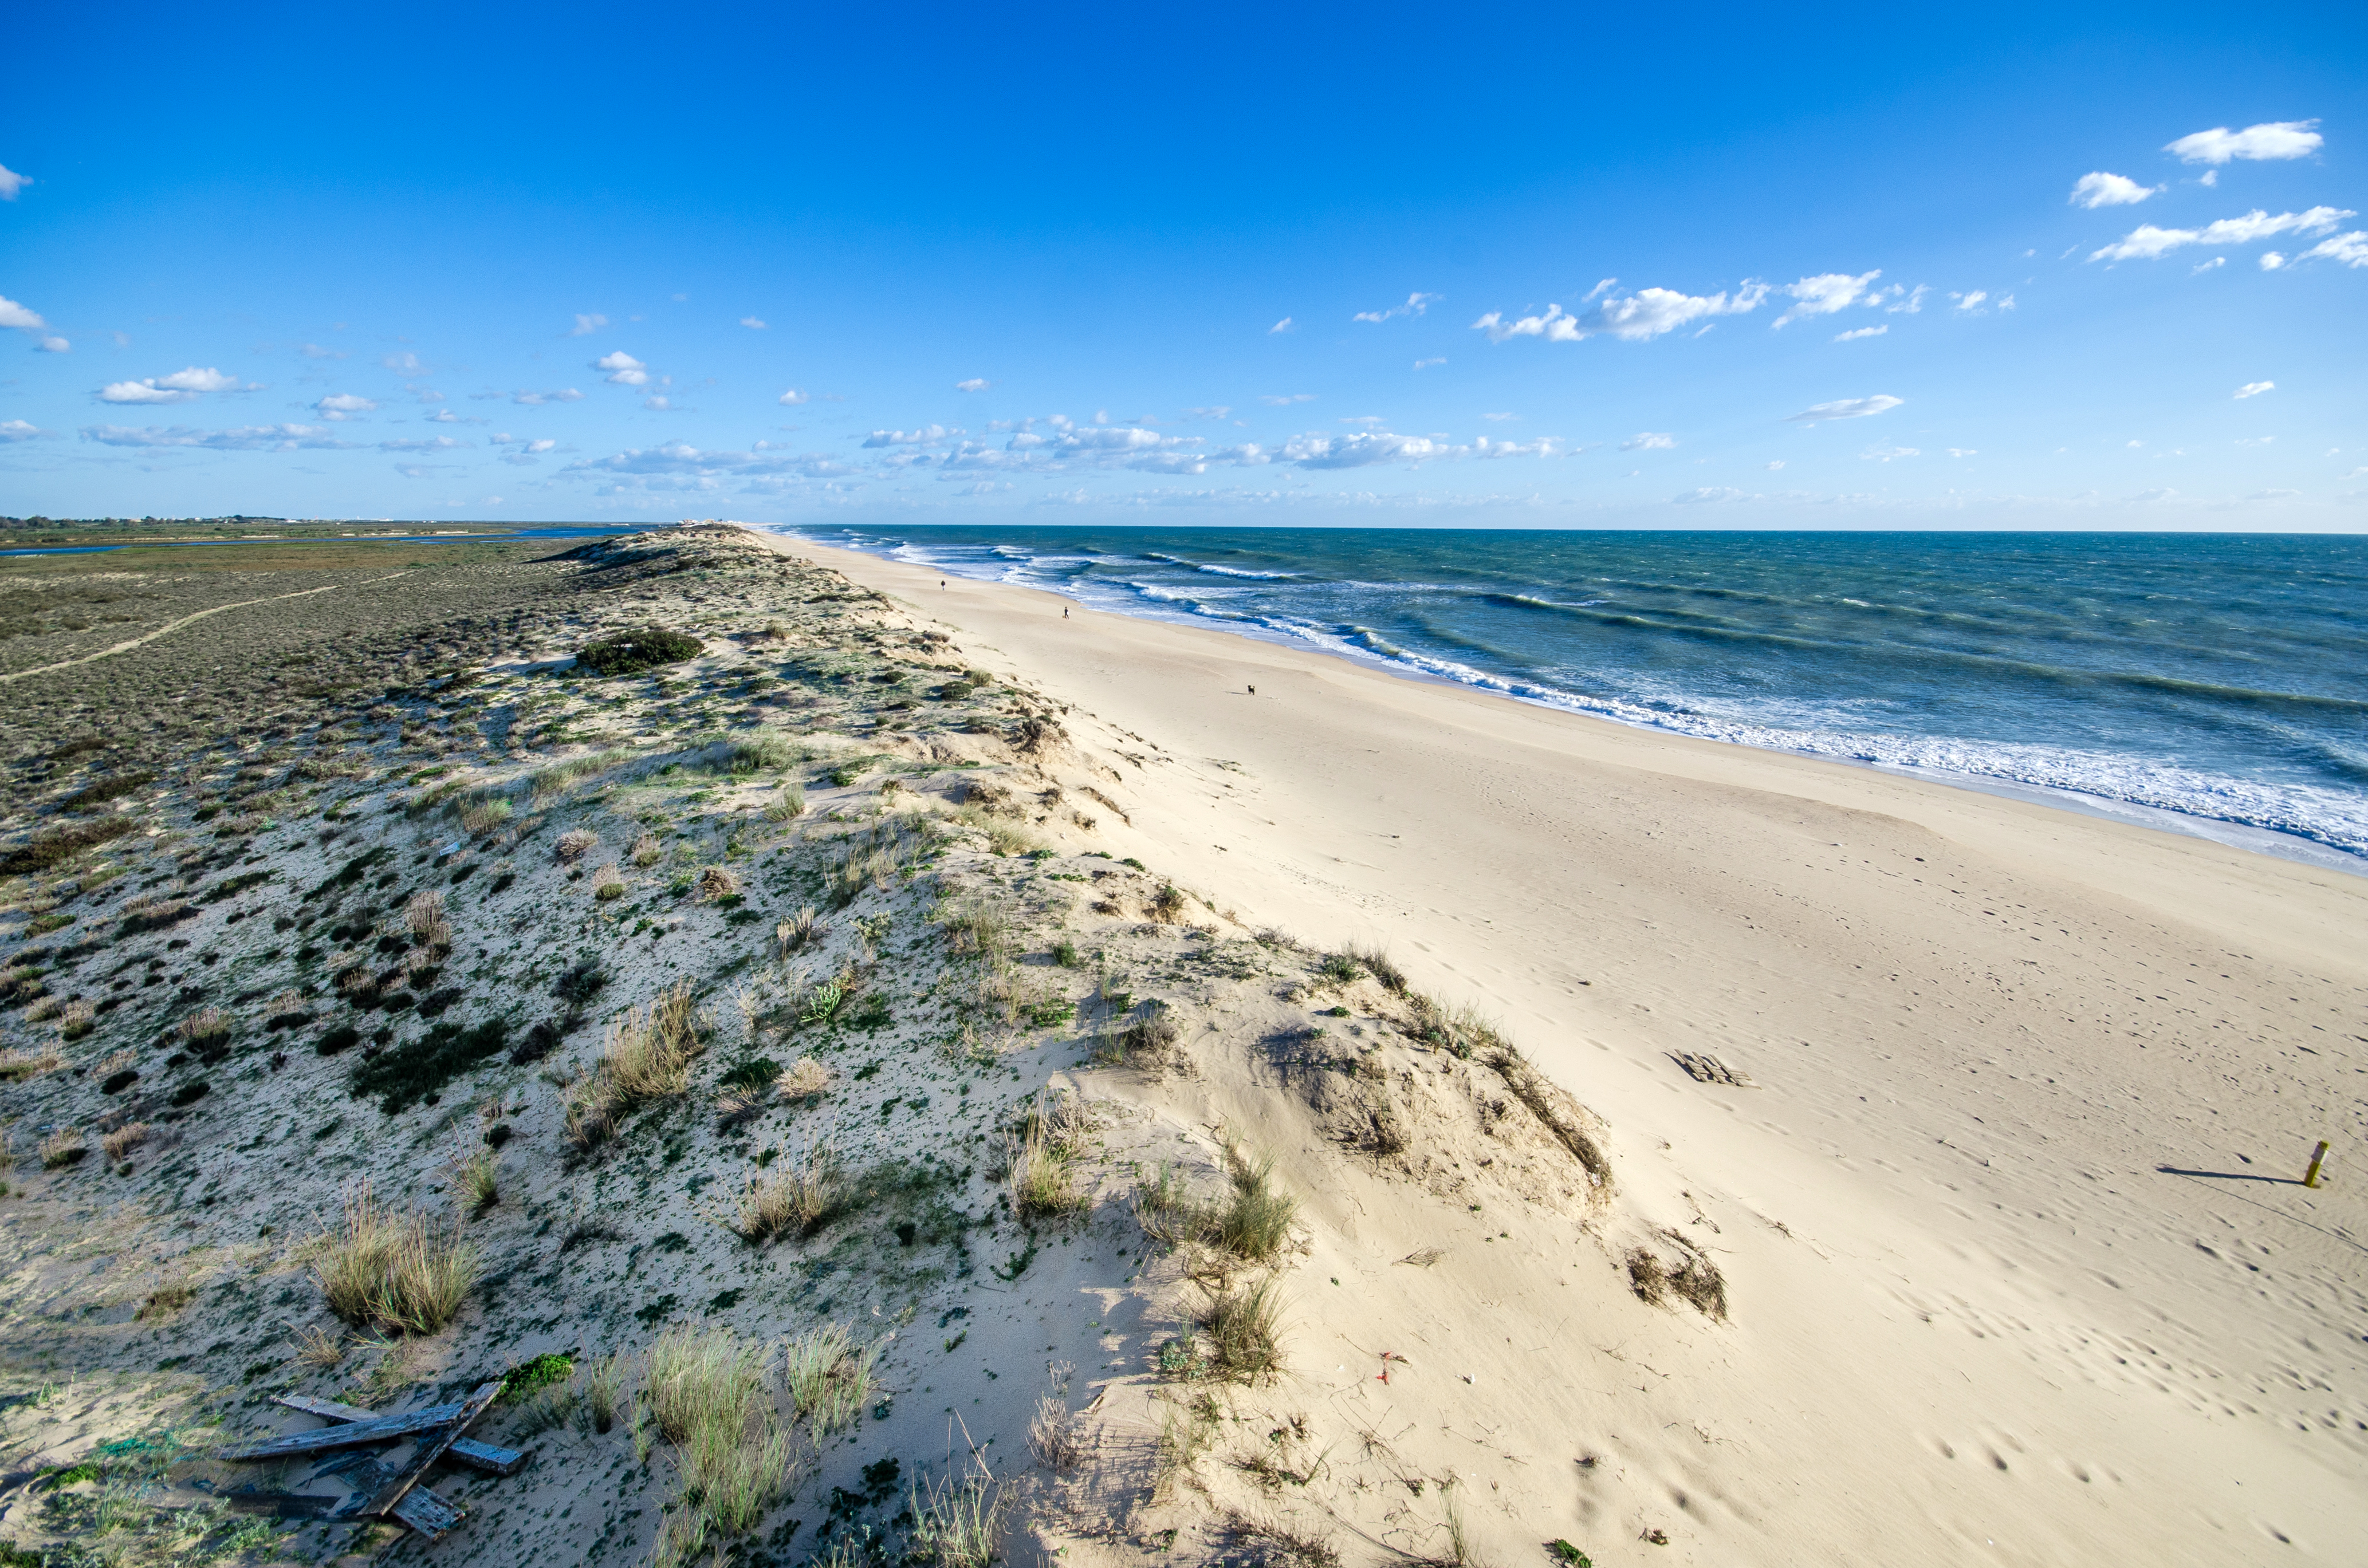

225,1489,340,1518
274,1394,526,1475
390,1483,465,1539
218,1400,468,1461
349,1381,502,1520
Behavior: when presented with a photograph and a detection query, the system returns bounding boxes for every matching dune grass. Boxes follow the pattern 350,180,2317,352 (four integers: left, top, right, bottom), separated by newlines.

782,1322,878,1439
313,1180,479,1336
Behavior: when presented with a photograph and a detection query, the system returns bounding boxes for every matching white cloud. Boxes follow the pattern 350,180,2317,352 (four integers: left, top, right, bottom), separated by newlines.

0,294,49,332
1947,447,1977,458
2090,206,2352,262
79,423,360,451
2260,251,2286,270
1482,412,1517,421
0,163,27,200
593,350,648,386
569,313,609,336
1413,357,1445,370
862,425,953,448
2166,120,2323,165
1951,290,1989,312
2071,171,2161,208
2248,488,2299,501
2193,256,2227,273
2133,487,2178,502
383,352,424,372
1834,325,1887,342
313,392,378,419
298,342,347,359
425,409,478,424
955,379,990,393
1476,280,1772,345
1472,436,1557,459
378,435,469,452
155,367,245,392
513,388,584,405
2237,435,2275,447
1862,444,1920,462
1764,459,1784,470
563,442,861,486
1259,393,1316,405
1,419,43,440
1620,432,1676,451
1352,292,1442,324
740,317,767,329
1784,394,1903,423
35,335,68,353
643,395,674,410
1280,431,1448,468
1673,487,1753,503
2235,380,2275,399
1887,285,1929,314
99,380,196,405
1269,317,1294,334
1773,271,1882,326
2296,231,2368,268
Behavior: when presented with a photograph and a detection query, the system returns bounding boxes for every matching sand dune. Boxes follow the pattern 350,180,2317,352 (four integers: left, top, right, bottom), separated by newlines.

773,533,2368,1566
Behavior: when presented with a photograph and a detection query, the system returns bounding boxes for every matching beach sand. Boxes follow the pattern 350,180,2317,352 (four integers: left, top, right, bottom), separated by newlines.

770,533,2368,1565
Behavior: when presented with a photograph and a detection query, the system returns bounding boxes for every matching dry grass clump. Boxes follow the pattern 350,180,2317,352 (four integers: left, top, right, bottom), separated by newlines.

715,1086,768,1128
1006,1093,1092,1219
775,1056,832,1101
0,1045,65,1081
631,832,664,867
103,1122,153,1162
452,1146,500,1214
948,804,1042,858
775,906,823,958
58,998,96,1041
1224,1511,1341,1568
765,783,807,821
1195,1275,1286,1383
1148,884,1189,922
313,1180,480,1336
555,827,601,864
568,983,709,1152
698,864,742,901
592,862,626,901
1346,943,1407,994
731,1142,839,1244
937,898,1010,958
39,1126,87,1169
783,1322,878,1439
180,1005,231,1046
1484,1045,1613,1199
640,1325,798,1555
406,888,453,950
1132,1146,1297,1263
1627,1245,1728,1319
1027,1362,1085,1474
458,797,513,837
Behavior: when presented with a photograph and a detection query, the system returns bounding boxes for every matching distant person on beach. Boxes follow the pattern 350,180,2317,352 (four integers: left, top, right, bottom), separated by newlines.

1248,684,1256,695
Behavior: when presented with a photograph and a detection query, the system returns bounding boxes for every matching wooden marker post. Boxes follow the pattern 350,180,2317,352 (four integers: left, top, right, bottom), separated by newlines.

2303,1140,2331,1189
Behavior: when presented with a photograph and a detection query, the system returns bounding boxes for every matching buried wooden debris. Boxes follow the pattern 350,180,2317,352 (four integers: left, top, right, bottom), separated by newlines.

1670,1052,1756,1088
221,1378,518,1545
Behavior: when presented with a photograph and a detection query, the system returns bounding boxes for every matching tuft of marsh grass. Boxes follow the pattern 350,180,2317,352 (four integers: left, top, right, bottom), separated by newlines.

1027,1362,1085,1475
935,898,1009,958
783,1322,878,1439
1225,1511,1341,1568
765,782,807,821
0,1046,66,1082
452,1145,500,1214
1196,1275,1285,1383
102,1121,153,1163
907,1465,1009,1568
640,1324,798,1544
730,1142,838,1244
592,862,626,900
313,1179,479,1336
567,982,709,1152
555,827,601,864
1346,942,1406,994
1130,1145,1296,1263
774,1056,832,1101
40,1126,87,1169
58,999,96,1041
630,832,664,867
1154,1397,1220,1501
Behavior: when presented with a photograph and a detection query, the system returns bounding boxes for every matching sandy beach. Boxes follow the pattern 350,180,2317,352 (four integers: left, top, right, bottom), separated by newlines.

773,531,2368,1565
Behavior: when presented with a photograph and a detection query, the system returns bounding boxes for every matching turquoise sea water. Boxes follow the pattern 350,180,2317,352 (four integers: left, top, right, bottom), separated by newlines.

771,526,2368,864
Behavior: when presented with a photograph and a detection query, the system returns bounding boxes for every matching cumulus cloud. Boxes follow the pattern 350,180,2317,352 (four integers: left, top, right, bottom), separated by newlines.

378,435,469,452
569,313,609,336
1,419,44,440
1773,271,1882,326
2235,381,2275,399
2071,171,2161,208
513,388,584,405
1765,460,1784,470
955,379,990,392
1413,357,1445,370
2259,251,2286,270
1834,325,1887,341
2193,257,2227,273
3,291,53,333
1352,292,1442,324
643,395,676,410
0,163,27,200
862,425,953,448
563,442,859,486
1472,435,1557,459
1862,444,1920,461
1476,280,1772,344
1620,432,1675,451
740,316,767,329
79,423,360,451
1269,317,1295,333
594,350,648,387
99,380,194,404
313,392,378,419
1259,393,1316,405
2166,120,2323,165
1784,394,1903,423
2090,206,2352,261
1673,487,1753,503
383,352,424,372
34,334,67,352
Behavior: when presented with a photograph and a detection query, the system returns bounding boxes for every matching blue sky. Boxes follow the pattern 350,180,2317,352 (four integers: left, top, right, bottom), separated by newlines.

3,1,2365,529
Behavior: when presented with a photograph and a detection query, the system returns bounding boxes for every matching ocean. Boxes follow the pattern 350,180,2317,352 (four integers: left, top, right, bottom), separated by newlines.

767,525,2368,868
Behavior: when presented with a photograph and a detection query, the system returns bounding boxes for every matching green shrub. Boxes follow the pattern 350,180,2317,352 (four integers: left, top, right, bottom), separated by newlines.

576,627,703,676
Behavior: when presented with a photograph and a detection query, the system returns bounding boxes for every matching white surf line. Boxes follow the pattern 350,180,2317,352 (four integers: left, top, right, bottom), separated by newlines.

0,573,411,687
